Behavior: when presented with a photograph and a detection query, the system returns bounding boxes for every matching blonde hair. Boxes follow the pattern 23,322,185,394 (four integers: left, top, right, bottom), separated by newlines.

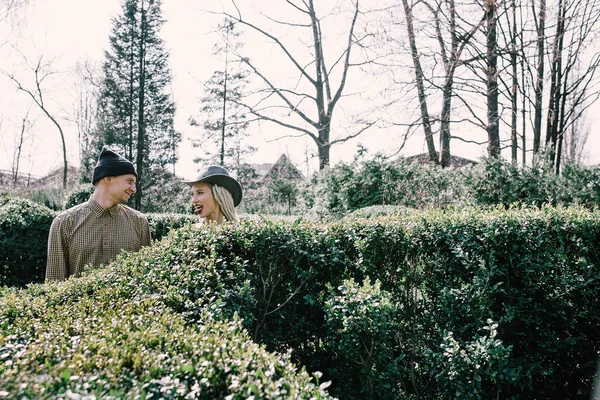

212,184,239,223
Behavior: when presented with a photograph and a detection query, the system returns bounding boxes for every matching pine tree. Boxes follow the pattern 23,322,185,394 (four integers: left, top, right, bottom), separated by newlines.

189,19,254,174
93,0,180,210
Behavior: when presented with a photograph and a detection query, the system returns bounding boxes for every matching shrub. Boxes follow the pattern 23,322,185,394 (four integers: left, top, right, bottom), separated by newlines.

303,155,473,218
304,155,600,218
147,213,197,241
63,183,94,209
465,158,557,207
17,186,67,211
346,204,412,219
557,163,600,207
427,320,516,399
2,205,599,398
324,278,402,399
0,269,332,398
0,198,55,287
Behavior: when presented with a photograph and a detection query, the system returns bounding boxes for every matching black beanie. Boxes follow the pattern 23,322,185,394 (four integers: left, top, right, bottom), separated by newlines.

92,147,137,185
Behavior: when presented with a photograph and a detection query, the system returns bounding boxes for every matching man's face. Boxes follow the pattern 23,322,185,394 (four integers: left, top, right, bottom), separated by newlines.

190,182,221,221
107,174,137,204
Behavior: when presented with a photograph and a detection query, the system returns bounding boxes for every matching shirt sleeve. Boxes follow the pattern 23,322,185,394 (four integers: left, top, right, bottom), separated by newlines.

140,215,151,246
45,215,70,282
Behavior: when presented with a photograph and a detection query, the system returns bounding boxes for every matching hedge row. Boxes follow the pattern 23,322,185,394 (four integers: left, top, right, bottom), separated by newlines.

0,268,331,398
2,205,599,398
0,197,197,288
302,156,600,217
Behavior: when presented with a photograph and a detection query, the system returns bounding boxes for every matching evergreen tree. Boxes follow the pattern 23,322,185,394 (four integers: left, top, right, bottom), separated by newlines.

189,19,254,174
93,0,180,210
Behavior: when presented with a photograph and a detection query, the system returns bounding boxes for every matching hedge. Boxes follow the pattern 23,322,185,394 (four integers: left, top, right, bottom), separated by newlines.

2,205,599,398
0,198,55,288
0,267,331,398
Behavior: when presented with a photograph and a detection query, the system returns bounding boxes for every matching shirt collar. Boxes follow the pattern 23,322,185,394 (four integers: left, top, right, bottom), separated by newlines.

87,199,120,217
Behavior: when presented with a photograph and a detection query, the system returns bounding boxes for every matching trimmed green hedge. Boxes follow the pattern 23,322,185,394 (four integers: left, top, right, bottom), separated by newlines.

0,267,331,398
0,198,55,288
2,205,599,398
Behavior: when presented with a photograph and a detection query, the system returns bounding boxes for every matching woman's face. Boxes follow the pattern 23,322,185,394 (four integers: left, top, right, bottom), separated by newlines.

190,182,222,223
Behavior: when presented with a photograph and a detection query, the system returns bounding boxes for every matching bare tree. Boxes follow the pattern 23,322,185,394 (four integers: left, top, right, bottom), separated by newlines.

401,0,486,167
73,60,100,181
506,0,520,164
10,106,33,187
532,0,546,154
220,0,375,170
0,0,29,53
401,0,437,162
544,0,600,173
0,0,27,22
485,0,501,158
2,54,68,188
561,109,589,166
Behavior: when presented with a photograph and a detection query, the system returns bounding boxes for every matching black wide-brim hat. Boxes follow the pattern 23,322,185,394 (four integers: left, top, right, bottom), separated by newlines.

183,165,243,207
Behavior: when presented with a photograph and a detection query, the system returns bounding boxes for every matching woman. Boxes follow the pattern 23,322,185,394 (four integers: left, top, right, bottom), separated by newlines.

184,165,243,224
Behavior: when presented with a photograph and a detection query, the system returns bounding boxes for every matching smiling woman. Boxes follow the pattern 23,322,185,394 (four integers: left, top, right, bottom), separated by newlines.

184,164,243,225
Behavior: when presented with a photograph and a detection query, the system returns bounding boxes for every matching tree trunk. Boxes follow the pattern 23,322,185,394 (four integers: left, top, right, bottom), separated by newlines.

555,72,569,174
12,113,27,187
220,31,229,166
545,0,565,165
135,0,146,210
318,124,330,170
309,0,330,170
519,24,527,166
128,4,135,161
486,0,500,158
510,0,518,164
439,80,452,168
532,0,546,154
402,0,437,163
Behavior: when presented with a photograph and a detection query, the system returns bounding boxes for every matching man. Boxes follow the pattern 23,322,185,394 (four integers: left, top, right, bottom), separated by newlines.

45,147,151,282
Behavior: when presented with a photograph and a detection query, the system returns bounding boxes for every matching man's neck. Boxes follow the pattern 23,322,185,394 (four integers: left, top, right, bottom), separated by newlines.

91,190,119,210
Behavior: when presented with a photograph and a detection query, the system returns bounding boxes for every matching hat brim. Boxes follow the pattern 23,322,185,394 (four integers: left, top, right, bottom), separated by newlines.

183,174,243,207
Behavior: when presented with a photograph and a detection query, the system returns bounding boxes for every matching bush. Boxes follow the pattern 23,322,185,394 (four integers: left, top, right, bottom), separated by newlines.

147,213,198,241
303,155,473,218
465,157,557,207
19,186,67,211
0,268,332,398
427,320,516,399
303,155,600,218
2,205,599,398
63,183,94,209
0,198,55,287
557,163,600,207
324,278,402,399
346,204,412,219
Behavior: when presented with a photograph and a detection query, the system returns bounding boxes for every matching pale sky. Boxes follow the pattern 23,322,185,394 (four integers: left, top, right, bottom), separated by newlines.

0,0,598,181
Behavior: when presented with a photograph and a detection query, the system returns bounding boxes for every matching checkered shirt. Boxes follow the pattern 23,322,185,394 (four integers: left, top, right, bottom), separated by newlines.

45,199,151,282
